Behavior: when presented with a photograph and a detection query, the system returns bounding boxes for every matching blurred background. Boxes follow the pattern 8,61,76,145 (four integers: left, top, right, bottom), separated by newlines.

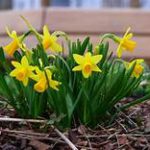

0,0,150,63
0,0,150,10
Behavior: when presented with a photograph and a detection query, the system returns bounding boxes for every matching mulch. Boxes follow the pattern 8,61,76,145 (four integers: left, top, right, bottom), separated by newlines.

0,98,150,150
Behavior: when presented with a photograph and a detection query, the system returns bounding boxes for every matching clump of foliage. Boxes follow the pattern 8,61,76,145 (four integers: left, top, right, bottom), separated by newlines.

0,18,149,129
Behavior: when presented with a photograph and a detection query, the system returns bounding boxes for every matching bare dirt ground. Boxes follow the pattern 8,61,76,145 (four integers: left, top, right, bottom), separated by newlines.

0,99,150,150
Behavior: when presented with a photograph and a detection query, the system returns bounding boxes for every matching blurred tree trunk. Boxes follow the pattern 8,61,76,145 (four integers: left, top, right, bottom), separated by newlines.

130,0,140,7
41,0,50,7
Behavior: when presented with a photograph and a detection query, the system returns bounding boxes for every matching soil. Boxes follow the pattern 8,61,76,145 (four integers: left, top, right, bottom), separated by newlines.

0,98,150,150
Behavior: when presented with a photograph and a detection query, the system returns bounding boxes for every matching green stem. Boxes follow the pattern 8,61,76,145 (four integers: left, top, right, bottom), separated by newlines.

21,15,42,43
56,55,72,88
100,33,115,43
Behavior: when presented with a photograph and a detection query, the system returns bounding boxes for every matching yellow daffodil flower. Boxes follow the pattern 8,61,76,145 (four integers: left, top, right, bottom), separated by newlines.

21,17,63,53
31,67,61,93
42,25,62,52
10,56,35,86
45,69,61,91
125,59,144,78
114,27,137,58
31,68,48,93
4,28,24,56
72,52,102,78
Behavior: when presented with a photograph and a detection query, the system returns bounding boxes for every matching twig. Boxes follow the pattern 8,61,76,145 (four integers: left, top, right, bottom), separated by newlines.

0,117,47,123
115,133,120,148
120,112,138,128
76,145,92,150
98,125,111,134
84,134,92,150
1,129,48,137
78,133,150,138
53,126,78,150
143,135,150,149
6,133,64,144
118,141,131,149
116,120,128,133
128,107,140,117
1,128,65,144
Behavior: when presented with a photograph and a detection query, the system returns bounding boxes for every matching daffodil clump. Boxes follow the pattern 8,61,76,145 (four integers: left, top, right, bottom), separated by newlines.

0,19,149,128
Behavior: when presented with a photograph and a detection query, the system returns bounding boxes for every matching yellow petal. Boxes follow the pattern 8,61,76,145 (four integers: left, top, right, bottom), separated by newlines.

42,26,52,50
45,69,61,90
51,35,57,41
28,66,36,71
35,66,41,73
22,77,28,86
92,65,101,72
10,69,18,77
11,31,18,39
32,69,45,82
73,54,84,64
136,59,144,64
123,27,131,39
11,61,21,68
49,80,61,91
130,59,144,66
43,25,51,39
42,34,57,50
45,69,52,77
50,42,62,52
72,65,82,71
21,56,29,67
85,52,92,60
30,74,39,81
91,55,102,64
28,71,36,78
126,33,133,39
